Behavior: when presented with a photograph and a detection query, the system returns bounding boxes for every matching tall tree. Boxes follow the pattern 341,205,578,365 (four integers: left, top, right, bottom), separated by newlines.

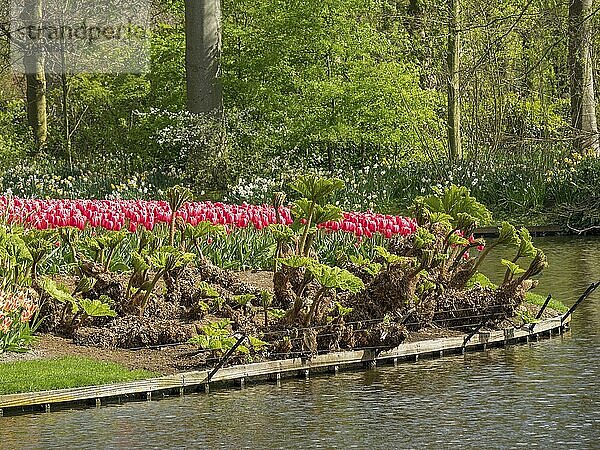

185,0,223,116
21,0,47,148
447,0,462,160
568,0,599,155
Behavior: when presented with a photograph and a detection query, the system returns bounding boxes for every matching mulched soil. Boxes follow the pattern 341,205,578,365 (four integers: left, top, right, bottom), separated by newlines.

233,270,274,293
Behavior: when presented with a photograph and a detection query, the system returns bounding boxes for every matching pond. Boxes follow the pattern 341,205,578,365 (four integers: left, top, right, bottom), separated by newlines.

2,236,599,449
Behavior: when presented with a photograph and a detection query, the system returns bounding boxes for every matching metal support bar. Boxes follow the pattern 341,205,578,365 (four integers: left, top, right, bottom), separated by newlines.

562,282,600,325
530,294,553,332
535,294,553,321
208,333,248,382
462,320,488,348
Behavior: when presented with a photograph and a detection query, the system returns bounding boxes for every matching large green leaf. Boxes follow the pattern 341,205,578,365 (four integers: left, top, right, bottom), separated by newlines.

278,255,315,268
416,185,492,227
79,298,117,317
307,263,365,293
517,228,536,258
289,174,345,204
40,278,78,313
497,222,520,246
501,259,526,276
185,221,226,240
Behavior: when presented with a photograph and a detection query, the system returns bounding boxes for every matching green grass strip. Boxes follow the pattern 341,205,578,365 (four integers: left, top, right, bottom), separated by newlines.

525,291,568,314
0,356,158,395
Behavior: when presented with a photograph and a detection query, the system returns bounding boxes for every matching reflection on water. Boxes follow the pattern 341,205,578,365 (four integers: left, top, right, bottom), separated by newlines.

2,237,600,449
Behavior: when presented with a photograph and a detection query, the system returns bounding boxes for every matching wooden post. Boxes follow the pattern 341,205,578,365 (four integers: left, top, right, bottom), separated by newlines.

95,398,101,408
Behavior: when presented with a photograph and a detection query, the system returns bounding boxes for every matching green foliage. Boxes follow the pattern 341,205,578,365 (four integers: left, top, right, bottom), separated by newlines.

40,278,78,312
349,254,381,276
40,278,116,321
77,230,127,271
183,221,226,254
496,222,520,246
517,309,538,325
290,175,345,205
501,259,526,277
334,301,353,317
416,185,493,229
525,292,568,314
414,228,436,249
166,185,193,214
197,281,220,299
288,174,346,256
232,294,254,307
516,228,536,259
375,246,408,266
466,272,493,289
188,319,268,355
0,227,33,290
79,299,118,318
307,263,365,294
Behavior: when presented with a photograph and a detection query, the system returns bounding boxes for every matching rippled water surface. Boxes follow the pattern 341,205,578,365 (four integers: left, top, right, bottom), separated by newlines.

2,237,600,449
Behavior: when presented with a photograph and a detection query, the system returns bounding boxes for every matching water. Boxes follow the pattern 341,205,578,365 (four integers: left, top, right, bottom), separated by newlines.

2,237,599,449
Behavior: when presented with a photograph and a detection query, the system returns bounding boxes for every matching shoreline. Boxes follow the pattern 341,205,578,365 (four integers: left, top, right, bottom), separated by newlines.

0,314,570,417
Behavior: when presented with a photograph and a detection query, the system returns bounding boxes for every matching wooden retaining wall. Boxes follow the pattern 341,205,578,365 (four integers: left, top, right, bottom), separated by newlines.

0,315,571,416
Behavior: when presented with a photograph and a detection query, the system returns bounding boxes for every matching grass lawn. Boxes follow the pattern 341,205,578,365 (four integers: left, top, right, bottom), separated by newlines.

0,356,158,395
525,291,568,314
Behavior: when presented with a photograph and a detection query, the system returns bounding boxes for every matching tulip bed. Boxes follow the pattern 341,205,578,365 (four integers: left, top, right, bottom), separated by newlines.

2,197,416,239
0,178,558,369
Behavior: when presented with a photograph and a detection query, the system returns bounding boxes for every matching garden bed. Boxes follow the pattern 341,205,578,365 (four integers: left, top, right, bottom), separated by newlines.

0,180,568,399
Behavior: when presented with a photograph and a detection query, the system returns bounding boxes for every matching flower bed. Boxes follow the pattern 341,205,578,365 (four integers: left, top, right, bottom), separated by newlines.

0,177,554,369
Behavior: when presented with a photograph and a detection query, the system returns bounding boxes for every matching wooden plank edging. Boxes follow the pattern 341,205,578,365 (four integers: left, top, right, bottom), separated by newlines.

0,315,571,414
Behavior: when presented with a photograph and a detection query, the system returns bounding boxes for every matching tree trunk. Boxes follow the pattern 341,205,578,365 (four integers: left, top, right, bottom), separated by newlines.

568,0,600,155
185,0,223,117
447,0,462,160
406,0,437,90
21,0,47,149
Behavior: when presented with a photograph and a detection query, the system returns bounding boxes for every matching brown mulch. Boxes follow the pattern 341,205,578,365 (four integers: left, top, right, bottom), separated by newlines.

233,270,274,293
